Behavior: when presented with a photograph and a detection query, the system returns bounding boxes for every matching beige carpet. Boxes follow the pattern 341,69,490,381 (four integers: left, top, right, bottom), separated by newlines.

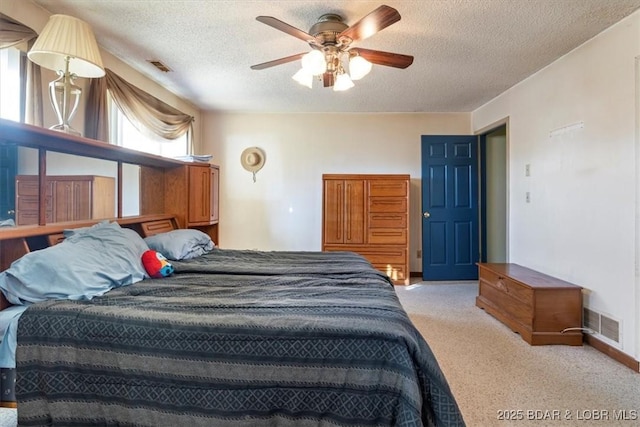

395,282,640,426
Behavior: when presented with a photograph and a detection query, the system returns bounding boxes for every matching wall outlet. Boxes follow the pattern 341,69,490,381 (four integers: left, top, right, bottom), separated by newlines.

525,164,531,176
526,192,531,203
417,249,422,258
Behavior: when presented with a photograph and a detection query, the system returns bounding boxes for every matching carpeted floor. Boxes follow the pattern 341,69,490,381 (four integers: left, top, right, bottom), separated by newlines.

395,281,640,426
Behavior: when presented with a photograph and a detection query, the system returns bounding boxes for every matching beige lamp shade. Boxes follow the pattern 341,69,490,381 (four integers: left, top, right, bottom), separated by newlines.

28,14,105,78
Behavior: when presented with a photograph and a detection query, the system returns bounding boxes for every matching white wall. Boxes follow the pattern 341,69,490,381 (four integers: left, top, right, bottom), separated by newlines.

202,113,470,271
473,11,640,360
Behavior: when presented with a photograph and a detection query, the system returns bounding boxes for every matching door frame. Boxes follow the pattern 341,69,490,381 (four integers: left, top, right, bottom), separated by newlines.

476,118,510,264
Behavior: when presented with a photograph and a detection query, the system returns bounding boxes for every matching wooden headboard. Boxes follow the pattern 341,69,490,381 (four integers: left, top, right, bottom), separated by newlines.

0,214,179,310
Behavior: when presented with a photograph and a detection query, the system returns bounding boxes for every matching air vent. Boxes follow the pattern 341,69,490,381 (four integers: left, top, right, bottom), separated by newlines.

600,315,620,343
583,307,621,345
147,60,172,72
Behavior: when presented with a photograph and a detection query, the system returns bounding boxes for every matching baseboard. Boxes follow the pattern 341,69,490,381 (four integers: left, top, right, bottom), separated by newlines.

410,271,421,277
584,334,639,373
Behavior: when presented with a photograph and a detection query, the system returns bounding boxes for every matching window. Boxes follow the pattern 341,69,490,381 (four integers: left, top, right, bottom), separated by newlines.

109,96,188,158
0,47,22,122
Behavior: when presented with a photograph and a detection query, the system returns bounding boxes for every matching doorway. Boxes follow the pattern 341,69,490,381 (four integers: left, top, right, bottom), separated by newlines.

480,125,508,263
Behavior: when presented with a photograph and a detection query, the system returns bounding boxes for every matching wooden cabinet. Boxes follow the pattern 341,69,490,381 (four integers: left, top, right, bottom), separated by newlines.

187,164,219,224
476,263,583,345
15,175,115,225
162,163,220,243
323,174,409,285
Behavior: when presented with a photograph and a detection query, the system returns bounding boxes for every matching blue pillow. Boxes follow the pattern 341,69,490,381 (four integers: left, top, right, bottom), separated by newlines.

0,221,149,305
144,229,214,260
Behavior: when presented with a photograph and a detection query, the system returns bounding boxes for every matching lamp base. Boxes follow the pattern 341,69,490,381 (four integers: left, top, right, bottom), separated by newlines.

49,123,81,136
48,67,82,137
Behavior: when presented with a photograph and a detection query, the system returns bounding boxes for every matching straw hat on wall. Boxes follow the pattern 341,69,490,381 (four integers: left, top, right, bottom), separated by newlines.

241,147,265,182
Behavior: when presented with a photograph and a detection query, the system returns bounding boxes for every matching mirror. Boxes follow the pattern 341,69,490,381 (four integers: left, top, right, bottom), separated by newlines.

6,149,142,227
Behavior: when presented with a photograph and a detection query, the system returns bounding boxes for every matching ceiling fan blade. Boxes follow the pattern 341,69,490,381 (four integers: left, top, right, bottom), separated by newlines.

256,16,320,45
338,5,401,43
250,53,306,70
350,48,413,69
323,72,335,87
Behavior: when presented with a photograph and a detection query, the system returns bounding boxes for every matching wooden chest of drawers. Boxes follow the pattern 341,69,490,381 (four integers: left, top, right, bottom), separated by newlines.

322,174,409,285
15,175,115,225
476,263,583,345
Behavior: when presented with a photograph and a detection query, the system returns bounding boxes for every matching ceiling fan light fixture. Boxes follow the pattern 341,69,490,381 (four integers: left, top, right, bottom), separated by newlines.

251,5,413,92
292,68,313,88
349,55,372,80
301,50,326,75
333,71,354,92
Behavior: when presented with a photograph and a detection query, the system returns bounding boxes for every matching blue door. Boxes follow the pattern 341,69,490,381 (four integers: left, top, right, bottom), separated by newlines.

421,135,479,280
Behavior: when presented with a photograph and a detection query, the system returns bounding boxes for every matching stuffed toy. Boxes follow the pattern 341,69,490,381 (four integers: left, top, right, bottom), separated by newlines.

142,250,174,278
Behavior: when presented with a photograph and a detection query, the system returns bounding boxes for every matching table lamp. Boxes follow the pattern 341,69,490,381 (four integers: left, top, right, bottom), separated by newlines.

28,14,105,136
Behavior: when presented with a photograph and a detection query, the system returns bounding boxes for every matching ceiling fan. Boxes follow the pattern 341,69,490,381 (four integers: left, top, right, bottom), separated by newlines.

250,5,414,91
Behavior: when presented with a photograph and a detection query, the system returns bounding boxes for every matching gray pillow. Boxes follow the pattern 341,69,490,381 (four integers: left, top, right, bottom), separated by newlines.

0,221,149,305
144,229,214,260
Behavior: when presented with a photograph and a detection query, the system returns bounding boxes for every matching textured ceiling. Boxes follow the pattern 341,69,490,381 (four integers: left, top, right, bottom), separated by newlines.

29,0,640,113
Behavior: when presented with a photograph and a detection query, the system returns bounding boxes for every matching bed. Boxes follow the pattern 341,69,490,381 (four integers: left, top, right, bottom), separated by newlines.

0,218,465,427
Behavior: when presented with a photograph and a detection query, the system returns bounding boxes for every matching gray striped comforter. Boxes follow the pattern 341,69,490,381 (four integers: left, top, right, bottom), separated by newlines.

15,250,465,426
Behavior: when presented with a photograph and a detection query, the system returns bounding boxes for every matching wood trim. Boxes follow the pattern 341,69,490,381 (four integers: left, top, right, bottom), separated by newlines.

323,173,410,181
584,334,640,373
0,401,17,409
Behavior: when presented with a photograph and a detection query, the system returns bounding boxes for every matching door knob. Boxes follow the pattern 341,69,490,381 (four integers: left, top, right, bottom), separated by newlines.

423,211,430,218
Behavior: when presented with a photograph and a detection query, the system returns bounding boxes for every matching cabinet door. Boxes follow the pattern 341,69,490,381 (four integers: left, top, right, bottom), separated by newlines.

323,179,365,245
54,179,91,221
344,180,365,244
188,165,212,224
324,179,344,245
72,180,92,220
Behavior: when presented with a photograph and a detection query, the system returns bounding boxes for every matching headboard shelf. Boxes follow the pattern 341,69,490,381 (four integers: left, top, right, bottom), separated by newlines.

0,119,184,169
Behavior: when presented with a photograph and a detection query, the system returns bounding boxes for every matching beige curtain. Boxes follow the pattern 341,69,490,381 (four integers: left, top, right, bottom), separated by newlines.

84,76,109,141
24,39,43,126
0,13,36,48
0,14,42,126
105,69,194,142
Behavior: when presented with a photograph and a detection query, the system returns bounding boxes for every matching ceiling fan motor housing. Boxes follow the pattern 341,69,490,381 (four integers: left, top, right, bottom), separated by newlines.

309,13,349,47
